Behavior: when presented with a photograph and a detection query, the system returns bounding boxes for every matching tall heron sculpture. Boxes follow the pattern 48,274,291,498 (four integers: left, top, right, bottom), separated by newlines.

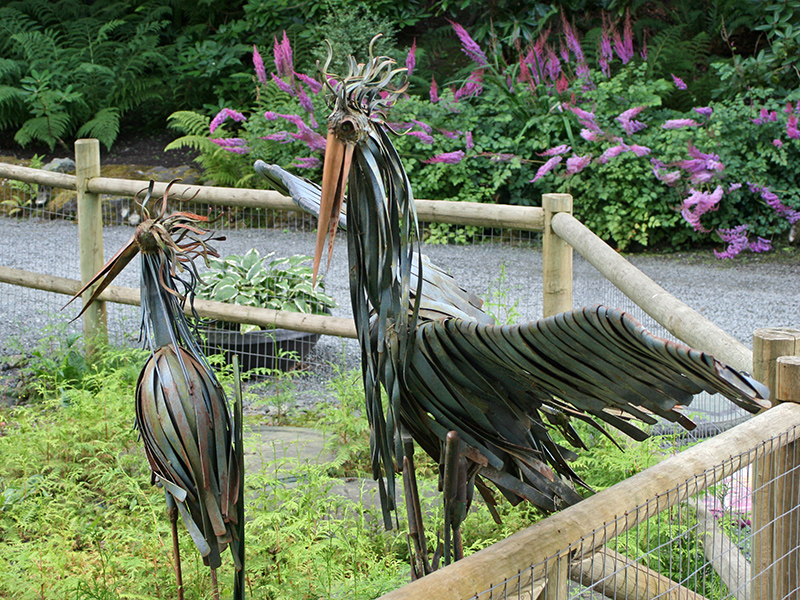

257,48,769,576
67,182,244,599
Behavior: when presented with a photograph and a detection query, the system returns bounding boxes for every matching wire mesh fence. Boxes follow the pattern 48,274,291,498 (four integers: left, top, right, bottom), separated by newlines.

472,420,800,599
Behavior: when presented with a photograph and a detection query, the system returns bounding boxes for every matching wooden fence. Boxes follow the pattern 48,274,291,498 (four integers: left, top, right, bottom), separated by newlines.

2,138,799,599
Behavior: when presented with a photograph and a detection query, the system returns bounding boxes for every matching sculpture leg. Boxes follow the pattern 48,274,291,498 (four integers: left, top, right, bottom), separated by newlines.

165,492,184,600
443,430,468,565
401,429,433,578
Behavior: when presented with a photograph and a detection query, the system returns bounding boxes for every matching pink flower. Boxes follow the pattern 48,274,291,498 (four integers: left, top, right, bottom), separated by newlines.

565,154,592,175
749,237,772,253
411,119,432,134
209,108,246,134
714,225,749,259
613,11,634,64
260,132,289,142
598,144,629,163
662,119,699,129
297,86,314,113
788,115,799,139
671,74,687,90
210,137,250,154
430,76,439,103
617,106,647,135
406,39,417,77
271,73,296,96
773,139,784,148
580,129,603,142
694,106,713,118
465,131,474,150
449,21,488,66
407,130,435,144
530,155,562,182
253,45,267,84
681,186,723,232
425,150,466,164
291,156,321,169
785,101,795,115
538,144,571,157
749,183,800,224
630,144,651,157
454,71,483,101
273,31,293,78
561,14,585,63
295,72,322,94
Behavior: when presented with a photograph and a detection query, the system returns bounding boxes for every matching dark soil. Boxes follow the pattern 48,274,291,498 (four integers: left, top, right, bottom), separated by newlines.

0,129,198,168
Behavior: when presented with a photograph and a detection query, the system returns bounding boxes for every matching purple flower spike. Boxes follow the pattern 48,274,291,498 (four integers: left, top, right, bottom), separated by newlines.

561,13,585,63
566,154,592,175
209,108,246,134
260,132,289,142
617,106,647,135
291,156,321,169
411,119,433,134
598,144,629,163
580,129,603,142
773,139,784,148
210,137,250,154
449,21,488,66
749,183,800,224
613,12,634,64
273,31,294,78
253,45,267,84
407,130,435,144
538,144,571,157
788,115,799,139
630,144,651,157
662,119,699,129
530,155,562,182
406,39,416,78
425,150,466,164
694,106,713,118
714,225,749,259
681,186,723,232
272,73,296,96
465,131,474,150
454,71,483,101
749,237,772,253
297,86,314,113
295,72,323,94
671,74,688,90
430,76,439,103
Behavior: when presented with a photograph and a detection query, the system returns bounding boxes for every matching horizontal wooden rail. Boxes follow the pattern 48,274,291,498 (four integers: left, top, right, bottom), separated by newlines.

378,402,800,600
0,265,357,339
0,162,545,230
551,212,753,374
0,163,78,190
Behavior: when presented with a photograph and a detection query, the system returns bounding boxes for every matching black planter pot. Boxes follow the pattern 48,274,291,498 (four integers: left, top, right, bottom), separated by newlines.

201,325,321,373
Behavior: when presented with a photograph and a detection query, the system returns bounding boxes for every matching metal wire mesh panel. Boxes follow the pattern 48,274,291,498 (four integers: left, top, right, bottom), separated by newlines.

474,423,800,600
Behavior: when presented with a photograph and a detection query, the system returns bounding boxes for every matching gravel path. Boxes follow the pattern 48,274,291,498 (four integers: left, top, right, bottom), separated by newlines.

1,216,798,420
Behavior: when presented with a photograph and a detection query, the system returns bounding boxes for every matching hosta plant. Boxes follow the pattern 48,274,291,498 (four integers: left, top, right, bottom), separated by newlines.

197,248,336,333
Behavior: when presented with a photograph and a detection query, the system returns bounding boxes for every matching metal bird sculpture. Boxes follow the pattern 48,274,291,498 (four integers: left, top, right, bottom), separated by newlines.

265,44,770,577
66,181,244,599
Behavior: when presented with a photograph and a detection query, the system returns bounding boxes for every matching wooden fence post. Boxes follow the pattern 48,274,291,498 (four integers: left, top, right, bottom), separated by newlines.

75,138,107,357
542,194,572,318
751,328,800,600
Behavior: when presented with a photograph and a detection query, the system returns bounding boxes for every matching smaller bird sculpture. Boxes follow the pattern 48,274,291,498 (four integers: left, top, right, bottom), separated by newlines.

260,41,771,577
67,181,244,600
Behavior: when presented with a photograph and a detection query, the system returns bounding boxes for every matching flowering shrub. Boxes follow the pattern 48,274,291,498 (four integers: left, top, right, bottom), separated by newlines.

169,15,799,255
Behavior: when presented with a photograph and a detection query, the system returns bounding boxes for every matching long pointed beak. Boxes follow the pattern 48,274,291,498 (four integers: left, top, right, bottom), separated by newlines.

314,130,353,284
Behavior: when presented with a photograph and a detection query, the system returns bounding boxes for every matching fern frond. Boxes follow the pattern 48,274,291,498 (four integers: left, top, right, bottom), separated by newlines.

76,107,119,150
164,135,218,154
167,111,212,137
14,111,72,149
